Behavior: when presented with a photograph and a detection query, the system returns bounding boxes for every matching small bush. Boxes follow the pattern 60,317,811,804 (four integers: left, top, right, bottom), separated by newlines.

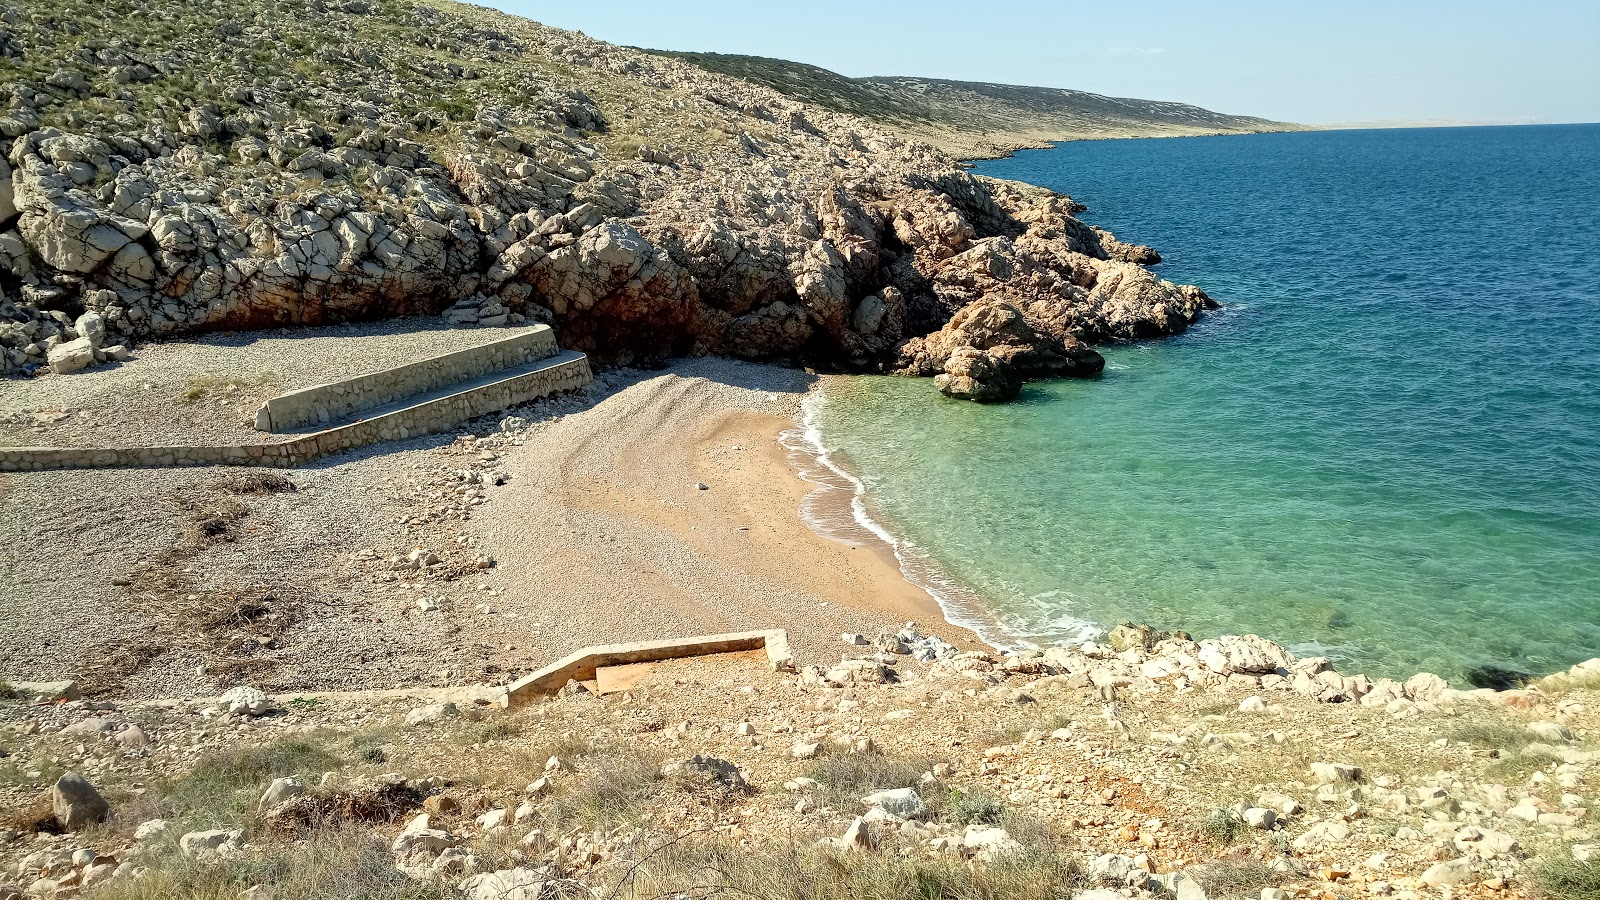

1199,808,1245,846
945,786,1005,825
544,749,664,828
1192,860,1278,898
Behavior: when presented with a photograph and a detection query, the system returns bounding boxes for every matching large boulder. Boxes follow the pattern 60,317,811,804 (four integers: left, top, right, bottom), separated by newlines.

51,773,110,831
934,346,1017,402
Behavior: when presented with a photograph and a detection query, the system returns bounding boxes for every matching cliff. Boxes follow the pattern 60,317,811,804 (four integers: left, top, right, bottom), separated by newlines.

0,0,1216,400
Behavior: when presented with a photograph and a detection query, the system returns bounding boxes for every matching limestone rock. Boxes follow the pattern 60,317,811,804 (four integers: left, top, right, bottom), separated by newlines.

258,776,305,810
458,868,553,900
404,702,459,727
1310,762,1362,784
218,686,272,716
860,787,927,821
180,828,244,859
661,754,748,791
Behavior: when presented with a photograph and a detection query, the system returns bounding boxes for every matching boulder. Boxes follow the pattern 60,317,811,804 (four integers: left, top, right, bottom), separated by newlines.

935,345,1017,402
403,702,458,727
46,338,95,374
218,686,272,716
51,773,110,830
8,680,79,703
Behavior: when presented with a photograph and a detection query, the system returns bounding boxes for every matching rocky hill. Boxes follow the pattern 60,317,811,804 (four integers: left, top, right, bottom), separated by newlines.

0,0,1217,401
654,52,1303,158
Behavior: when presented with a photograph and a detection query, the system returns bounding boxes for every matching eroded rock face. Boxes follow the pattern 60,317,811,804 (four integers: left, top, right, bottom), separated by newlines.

0,0,1213,388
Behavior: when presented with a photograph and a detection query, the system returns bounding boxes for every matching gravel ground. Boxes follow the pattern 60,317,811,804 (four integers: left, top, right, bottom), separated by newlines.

1,354,974,702
0,319,536,447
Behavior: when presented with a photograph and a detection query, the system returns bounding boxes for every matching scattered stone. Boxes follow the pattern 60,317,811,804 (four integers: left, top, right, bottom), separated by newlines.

458,868,552,900
842,816,874,851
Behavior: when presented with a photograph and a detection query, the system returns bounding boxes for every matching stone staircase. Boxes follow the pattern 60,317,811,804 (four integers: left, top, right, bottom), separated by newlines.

253,324,590,440
0,326,592,471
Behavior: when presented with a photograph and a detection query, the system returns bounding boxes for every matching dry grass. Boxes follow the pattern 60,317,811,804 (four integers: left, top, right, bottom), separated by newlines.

808,749,931,812
611,834,1084,900
1536,853,1600,900
157,739,345,829
542,747,667,829
215,473,298,495
179,371,280,403
92,825,450,900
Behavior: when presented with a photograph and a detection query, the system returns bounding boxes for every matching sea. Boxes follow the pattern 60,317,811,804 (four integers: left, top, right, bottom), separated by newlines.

803,124,1600,682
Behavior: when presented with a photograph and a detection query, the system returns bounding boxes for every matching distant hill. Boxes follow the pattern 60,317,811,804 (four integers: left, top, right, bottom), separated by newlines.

653,51,1302,158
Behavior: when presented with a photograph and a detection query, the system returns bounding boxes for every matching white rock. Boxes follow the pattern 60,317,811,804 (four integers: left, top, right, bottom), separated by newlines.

961,825,1021,858
791,741,821,759
180,828,243,859
458,868,552,900
861,787,927,820
1527,721,1575,743
218,686,272,716
1090,853,1149,888
134,819,172,842
257,776,304,810
1419,858,1473,888
1243,807,1278,830
1238,696,1267,713
1310,762,1361,783
842,816,874,851
404,702,459,727
46,338,94,374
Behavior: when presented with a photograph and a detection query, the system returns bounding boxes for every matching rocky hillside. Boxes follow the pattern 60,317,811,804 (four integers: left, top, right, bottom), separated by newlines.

655,52,1303,158
0,0,1216,401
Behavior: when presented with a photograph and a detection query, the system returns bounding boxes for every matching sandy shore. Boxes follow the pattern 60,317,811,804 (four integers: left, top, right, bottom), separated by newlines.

470,359,983,667
1,355,980,699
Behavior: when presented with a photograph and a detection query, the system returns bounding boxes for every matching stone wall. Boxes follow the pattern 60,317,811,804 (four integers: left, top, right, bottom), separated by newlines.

0,352,592,472
255,326,560,432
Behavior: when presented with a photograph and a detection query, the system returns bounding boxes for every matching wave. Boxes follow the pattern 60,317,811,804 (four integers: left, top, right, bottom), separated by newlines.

781,386,1101,652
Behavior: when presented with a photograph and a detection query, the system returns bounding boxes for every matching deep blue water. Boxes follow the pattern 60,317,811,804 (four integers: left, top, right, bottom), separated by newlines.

815,125,1600,681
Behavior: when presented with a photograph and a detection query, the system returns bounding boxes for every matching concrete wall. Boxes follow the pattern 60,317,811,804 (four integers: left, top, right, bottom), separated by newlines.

502,629,796,707
0,352,592,472
256,326,559,432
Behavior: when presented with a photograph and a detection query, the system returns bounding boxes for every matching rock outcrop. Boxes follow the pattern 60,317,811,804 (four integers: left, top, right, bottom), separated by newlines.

0,0,1213,401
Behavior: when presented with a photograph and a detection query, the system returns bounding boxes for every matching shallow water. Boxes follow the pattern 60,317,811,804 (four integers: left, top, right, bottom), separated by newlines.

814,124,1600,681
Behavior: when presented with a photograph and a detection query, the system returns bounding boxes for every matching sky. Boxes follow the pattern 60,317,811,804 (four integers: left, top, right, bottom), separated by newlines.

485,1,1600,126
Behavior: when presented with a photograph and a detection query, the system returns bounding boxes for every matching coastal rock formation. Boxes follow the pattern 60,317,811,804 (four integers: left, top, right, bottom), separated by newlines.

897,300,1104,401
0,0,1212,401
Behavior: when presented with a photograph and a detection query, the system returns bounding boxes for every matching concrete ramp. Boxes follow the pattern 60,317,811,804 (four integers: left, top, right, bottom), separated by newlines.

501,629,794,707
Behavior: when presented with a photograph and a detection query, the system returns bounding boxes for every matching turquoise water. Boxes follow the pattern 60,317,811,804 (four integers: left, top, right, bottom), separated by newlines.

815,125,1600,682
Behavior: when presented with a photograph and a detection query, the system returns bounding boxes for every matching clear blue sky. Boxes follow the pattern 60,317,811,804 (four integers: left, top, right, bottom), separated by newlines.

485,1,1600,125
